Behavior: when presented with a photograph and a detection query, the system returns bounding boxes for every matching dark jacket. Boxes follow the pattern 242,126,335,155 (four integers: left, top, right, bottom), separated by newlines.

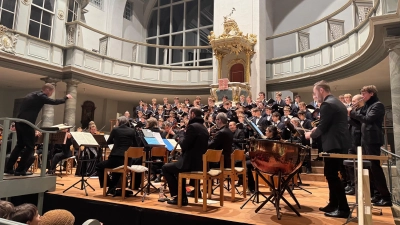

348,109,362,148
350,96,384,145
301,119,312,130
310,95,350,153
18,91,67,124
208,125,233,168
107,124,136,157
232,128,245,150
176,117,209,171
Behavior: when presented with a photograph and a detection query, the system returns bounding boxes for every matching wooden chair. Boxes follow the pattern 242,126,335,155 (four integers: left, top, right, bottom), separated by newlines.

178,149,224,211
150,146,168,186
59,145,76,175
223,149,246,201
103,147,146,199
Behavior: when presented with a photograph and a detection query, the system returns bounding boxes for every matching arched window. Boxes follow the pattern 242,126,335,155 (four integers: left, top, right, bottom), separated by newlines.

146,0,213,66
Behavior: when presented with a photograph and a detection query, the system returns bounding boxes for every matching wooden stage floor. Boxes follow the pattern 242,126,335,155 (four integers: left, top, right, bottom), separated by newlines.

48,174,395,225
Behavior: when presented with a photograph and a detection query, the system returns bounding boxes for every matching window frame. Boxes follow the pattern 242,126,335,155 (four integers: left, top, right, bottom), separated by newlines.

89,0,103,10
123,1,132,21
0,0,18,29
29,0,56,41
67,0,79,22
145,0,213,66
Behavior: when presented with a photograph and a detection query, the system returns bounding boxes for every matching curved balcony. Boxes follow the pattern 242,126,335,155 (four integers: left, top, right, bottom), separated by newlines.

265,0,400,91
0,20,213,95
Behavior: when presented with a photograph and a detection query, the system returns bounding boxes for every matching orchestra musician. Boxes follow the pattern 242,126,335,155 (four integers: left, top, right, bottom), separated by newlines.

228,121,245,150
47,127,72,175
208,112,233,169
344,94,363,195
95,116,137,196
297,110,312,130
305,80,350,218
162,107,209,206
5,83,72,176
349,85,392,206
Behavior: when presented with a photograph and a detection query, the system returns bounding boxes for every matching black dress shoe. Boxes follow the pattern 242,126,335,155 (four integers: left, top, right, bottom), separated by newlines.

324,209,350,218
4,169,14,175
167,197,188,206
106,187,116,196
344,185,351,192
14,171,33,176
154,177,161,183
373,199,392,207
345,187,355,195
319,204,336,213
187,190,202,198
371,196,381,203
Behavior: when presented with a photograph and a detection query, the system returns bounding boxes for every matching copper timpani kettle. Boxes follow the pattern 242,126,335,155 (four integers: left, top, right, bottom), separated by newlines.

248,139,308,175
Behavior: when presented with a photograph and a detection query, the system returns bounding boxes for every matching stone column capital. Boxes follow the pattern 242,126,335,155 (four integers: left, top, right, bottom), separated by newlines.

63,79,81,86
40,77,61,85
384,37,400,51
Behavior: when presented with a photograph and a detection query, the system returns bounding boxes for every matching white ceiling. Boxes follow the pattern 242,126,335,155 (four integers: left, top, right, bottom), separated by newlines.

290,56,391,93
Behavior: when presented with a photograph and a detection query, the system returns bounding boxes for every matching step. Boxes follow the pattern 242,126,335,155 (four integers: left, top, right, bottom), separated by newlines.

311,160,324,167
311,166,324,174
298,173,326,182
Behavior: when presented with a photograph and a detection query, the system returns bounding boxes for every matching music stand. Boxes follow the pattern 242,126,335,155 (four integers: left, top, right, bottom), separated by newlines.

133,132,165,199
93,134,107,161
48,132,67,185
240,168,269,209
63,132,99,196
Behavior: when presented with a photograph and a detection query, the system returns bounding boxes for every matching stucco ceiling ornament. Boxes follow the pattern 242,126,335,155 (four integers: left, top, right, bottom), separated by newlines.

0,25,19,55
208,9,257,56
21,0,31,5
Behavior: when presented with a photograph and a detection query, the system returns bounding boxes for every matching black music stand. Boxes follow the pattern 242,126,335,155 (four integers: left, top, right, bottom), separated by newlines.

240,168,269,209
63,132,99,196
93,134,107,161
48,132,67,185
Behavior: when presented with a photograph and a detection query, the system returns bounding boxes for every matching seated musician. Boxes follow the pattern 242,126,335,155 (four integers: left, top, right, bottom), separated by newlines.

290,117,312,173
243,125,281,193
297,110,312,130
89,125,99,135
47,128,72,175
95,116,137,195
208,112,233,168
162,107,209,205
228,121,245,150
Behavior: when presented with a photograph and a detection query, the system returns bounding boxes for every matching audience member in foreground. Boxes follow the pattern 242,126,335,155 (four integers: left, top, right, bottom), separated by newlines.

10,203,41,225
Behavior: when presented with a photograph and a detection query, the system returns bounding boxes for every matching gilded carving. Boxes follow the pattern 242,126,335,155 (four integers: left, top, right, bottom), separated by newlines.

208,9,257,82
0,25,19,55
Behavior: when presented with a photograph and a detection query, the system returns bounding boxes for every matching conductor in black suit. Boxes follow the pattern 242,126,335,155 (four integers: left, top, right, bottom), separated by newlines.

96,116,137,195
305,80,350,218
162,107,209,206
208,113,233,168
5,83,72,176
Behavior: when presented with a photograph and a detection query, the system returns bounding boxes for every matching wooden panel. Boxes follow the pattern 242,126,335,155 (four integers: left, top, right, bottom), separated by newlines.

358,24,370,48
160,69,170,82
142,68,159,80
52,47,63,65
189,70,198,83
103,60,112,75
171,70,188,82
332,40,349,61
304,52,321,70
84,54,102,71
200,70,212,81
273,60,291,75
132,65,141,80
15,36,26,56
322,47,331,66
292,57,301,73
28,40,50,60
113,63,130,77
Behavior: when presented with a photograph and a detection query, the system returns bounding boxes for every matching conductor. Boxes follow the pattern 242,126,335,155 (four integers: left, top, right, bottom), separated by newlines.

5,83,72,176
305,80,350,218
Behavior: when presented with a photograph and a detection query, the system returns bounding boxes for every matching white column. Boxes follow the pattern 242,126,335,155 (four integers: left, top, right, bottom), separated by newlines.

385,37,400,202
40,77,60,127
63,79,80,130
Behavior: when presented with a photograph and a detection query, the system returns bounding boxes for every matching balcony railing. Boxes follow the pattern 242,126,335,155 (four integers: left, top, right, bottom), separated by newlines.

0,118,57,215
265,0,399,83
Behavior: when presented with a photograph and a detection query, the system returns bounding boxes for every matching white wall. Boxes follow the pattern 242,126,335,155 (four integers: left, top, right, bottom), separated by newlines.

271,0,353,58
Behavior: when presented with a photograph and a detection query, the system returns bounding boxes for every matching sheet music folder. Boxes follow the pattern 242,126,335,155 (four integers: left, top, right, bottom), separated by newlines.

41,124,73,131
93,134,107,146
70,132,99,147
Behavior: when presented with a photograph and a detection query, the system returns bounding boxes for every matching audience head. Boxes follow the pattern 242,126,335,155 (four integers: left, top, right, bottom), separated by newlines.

10,203,40,225
0,201,14,220
38,209,74,225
